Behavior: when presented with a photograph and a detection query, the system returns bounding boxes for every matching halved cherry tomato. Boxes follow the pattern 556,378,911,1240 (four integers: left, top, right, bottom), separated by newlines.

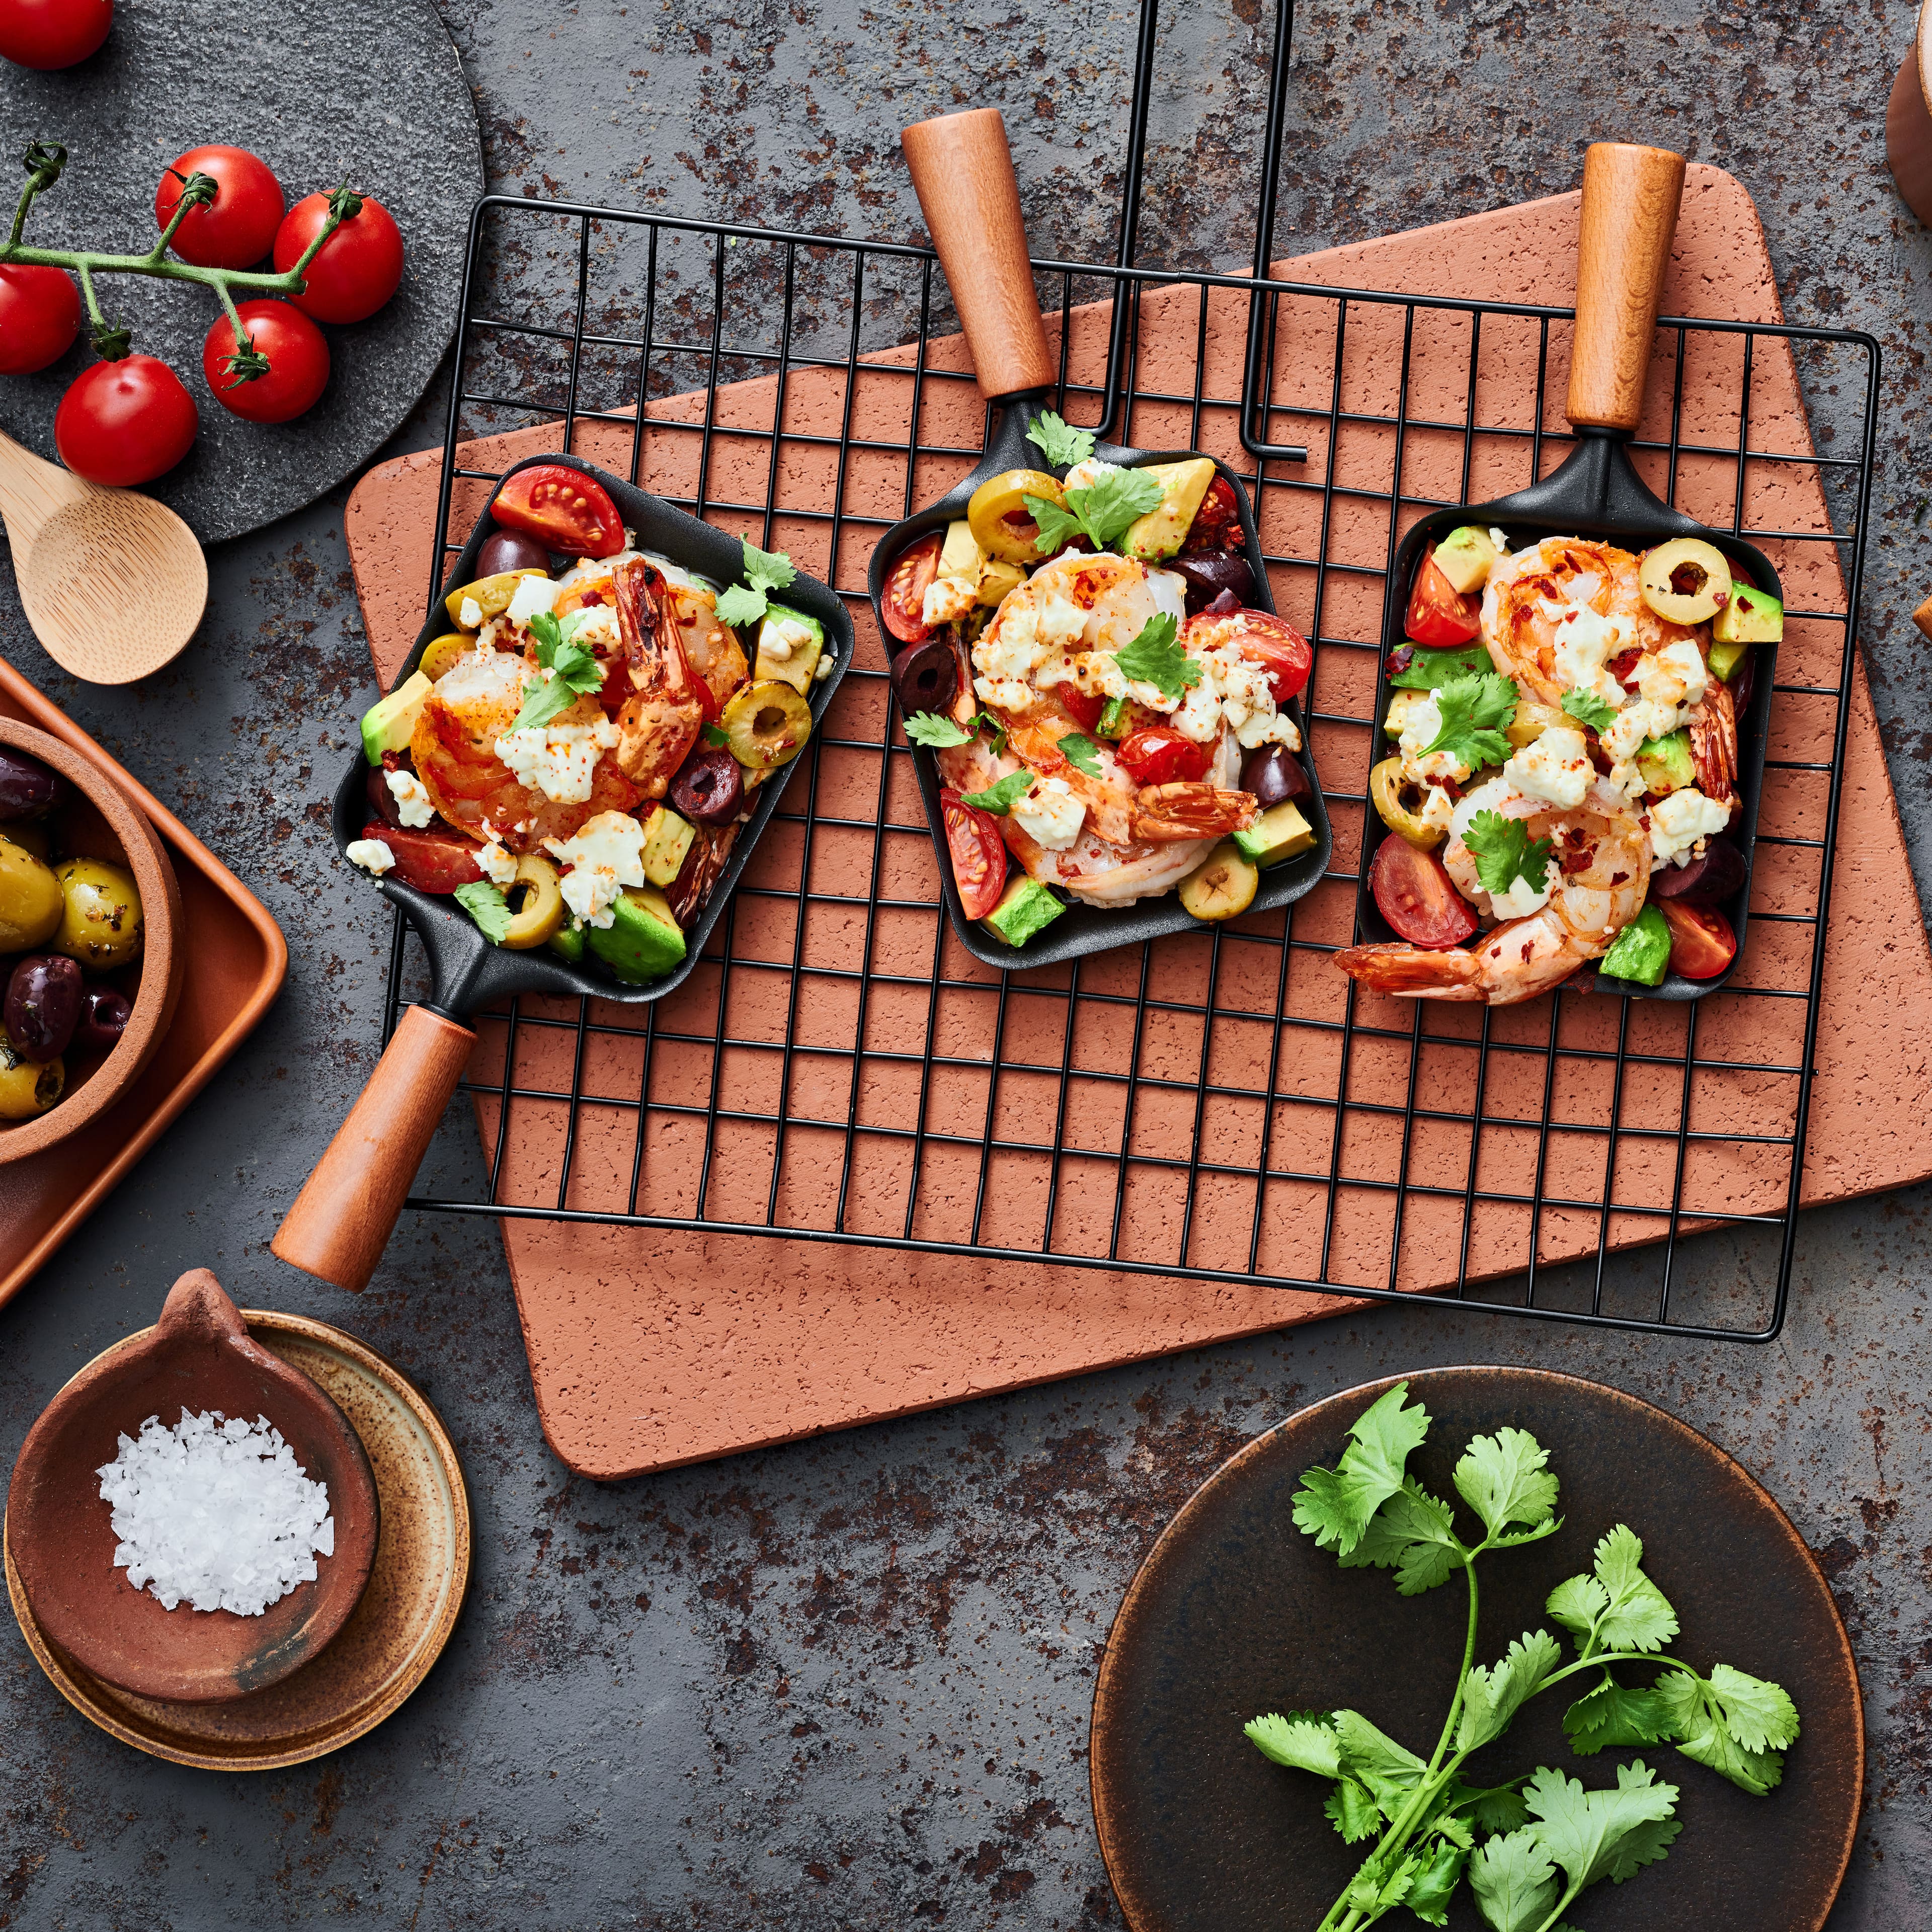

1232,610,1313,704
1405,551,1481,647
882,531,941,645
1115,726,1211,786
1656,898,1737,979
490,464,624,558
362,822,483,894
1370,835,1478,948
1058,686,1107,735
1181,473,1243,553
939,786,1008,920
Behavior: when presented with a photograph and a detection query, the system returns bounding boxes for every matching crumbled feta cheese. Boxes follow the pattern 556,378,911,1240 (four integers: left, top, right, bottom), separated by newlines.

384,767,436,829
346,838,394,875
1416,783,1458,833
494,712,621,803
1490,858,1556,921
458,596,485,629
1397,692,1472,783
568,604,621,652
1011,774,1086,851
974,675,1035,713
922,576,979,627
1636,638,1708,718
1505,723,1593,808
1550,602,1635,709
543,810,647,928
1602,759,1648,803
506,574,560,626
813,650,835,682
438,645,526,708
1648,787,1732,866
1062,458,1125,494
1488,527,1508,553
475,830,519,887
1035,648,1128,703
977,600,1042,682
1034,585,1088,649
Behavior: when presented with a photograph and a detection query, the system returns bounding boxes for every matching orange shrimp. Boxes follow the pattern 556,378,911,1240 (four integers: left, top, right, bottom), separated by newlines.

611,559,709,800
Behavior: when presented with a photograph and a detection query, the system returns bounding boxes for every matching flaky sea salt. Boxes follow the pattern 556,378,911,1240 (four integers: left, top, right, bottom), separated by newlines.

96,1410,335,1616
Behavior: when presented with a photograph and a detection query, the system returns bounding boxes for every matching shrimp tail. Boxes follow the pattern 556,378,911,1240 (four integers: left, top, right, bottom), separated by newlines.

1333,942,1488,1001
1687,677,1740,813
1130,782,1257,842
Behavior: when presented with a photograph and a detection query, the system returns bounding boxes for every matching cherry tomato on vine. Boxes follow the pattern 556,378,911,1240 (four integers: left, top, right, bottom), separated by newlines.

55,356,198,487
0,0,111,70
155,146,284,270
939,788,1008,921
1114,726,1211,786
0,264,79,373
273,191,405,325
880,531,940,645
490,463,625,558
202,300,329,424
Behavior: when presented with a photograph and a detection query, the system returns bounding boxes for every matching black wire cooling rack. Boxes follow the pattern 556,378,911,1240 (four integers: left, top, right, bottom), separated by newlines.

382,0,1880,1342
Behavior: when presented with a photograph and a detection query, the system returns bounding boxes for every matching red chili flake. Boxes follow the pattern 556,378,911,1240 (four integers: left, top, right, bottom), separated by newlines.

1608,646,1644,686
1520,941,1534,961
580,590,605,607
380,748,406,772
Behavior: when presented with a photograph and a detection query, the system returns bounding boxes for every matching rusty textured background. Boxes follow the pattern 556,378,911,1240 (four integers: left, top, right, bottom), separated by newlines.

3,1,1930,1924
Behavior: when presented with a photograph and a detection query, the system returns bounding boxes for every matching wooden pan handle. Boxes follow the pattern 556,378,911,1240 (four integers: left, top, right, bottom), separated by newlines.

901,109,1055,401
1565,142,1687,434
272,1004,477,1294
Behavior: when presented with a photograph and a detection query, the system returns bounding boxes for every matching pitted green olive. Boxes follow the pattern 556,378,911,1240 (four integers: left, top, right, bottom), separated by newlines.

53,857,144,971
1369,758,1446,849
967,469,1067,565
0,841,63,951
721,680,813,771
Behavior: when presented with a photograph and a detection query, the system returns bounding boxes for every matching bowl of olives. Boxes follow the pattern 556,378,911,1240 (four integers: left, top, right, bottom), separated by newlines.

0,720,183,1164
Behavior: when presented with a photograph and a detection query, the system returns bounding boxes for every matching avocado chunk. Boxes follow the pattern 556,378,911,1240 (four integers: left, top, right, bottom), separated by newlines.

442,568,547,630
360,670,434,763
547,920,586,964
976,558,1025,607
1233,800,1316,868
981,875,1065,947
1598,904,1672,986
1097,695,1133,740
1712,583,1782,651
641,804,696,887
1635,730,1695,796
1431,525,1500,595
586,884,687,983
938,518,984,581
753,602,824,695
1121,457,1218,562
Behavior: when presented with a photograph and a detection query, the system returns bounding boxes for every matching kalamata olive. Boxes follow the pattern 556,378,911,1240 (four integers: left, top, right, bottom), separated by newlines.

1167,550,1257,615
668,745,744,828
1648,835,1747,905
5,954,82,1062
1204,587,1242,617
74,986,133,1054
1242,743,1314,810
0,747,60,822
366,765,404,827
890,638,959,716
475,529,554,578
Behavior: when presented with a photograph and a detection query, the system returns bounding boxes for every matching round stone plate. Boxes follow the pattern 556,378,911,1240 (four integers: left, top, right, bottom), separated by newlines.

1090,1367,1862,1932
0,0,481,543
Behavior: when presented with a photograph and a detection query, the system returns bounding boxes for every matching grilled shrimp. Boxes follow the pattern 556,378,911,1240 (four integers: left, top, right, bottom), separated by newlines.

611,558,708,800
1336,786,1651,1005
1687,676,1739,811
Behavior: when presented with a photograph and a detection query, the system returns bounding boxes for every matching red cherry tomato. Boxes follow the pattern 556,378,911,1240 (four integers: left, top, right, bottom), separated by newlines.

54,357,198,487
202,300,329,423
0,263,79,373
1181,473,1244,553
1058,686,1107,735
1656,898,1737,980
1405,551,1481,647
155,146,285,270
939,786,1008,920
0,0,110,68
273,191,405,325
361,822,483,895
1115,726,1212,786
882,531,941,645
1370,835,1478,949
490,463,624,558
1233,610,1314,704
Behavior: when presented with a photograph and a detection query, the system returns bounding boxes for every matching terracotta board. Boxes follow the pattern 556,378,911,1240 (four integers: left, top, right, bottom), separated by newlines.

344,167,1932,1478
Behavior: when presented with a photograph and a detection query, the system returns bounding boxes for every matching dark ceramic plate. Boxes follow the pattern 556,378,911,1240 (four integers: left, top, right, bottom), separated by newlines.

1090,1367,1860,1932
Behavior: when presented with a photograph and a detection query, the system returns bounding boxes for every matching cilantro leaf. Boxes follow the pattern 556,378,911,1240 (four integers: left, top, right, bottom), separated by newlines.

714,583,768,627
1291,1382,1433,1558
1653,1670,1787,1795
1470,1827,1560,1932
1058,732,1103,778
1028,467,1165,554
1024,492,1086,556
1331,1709,1428,1817
1389,640,1494,691
1025,409,1096,469
974,710,1010,757
1324,1777,1383,1844
510,611,604,732
1457,1630,1564,1753
1457,1783,1532,1834
1563,1673,1672,1755
1463,812,1556,902
1111,613,1202,705
702,721,730,748
1589,1525,1679,1654
1421,671,1518,770
1403,1841,1468,1927
1243,1710,1340,1778
1338,1479,1465,1595
1521,1760,1679,1893
1545,1573,1609,1649
961,769,1035,816
1561,686,1620,733
1701,1663,1801,1753
715,536,796,627
1454,1426,1559,1541
904,711,973,748
1344,1855,1419,1916
454,879,513,943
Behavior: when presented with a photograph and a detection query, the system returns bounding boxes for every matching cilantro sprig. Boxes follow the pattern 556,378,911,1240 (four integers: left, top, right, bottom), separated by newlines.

509,610,605,733
1246,1384,1800,1931
1025,409,1096,469
1561,687,1620,734
904,710,1009,756
1111,613,1201,705
453,879,513,942
961,769,1035,816
1463,810,1555,901
1025,465,1164,555
1058,733,1103,778
1421,670,1518,771
714,536,797,628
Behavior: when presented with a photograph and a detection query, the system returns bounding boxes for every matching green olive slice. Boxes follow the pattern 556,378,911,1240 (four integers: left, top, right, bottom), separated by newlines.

967,469,1066,564
1639,538,1732,626
1369,758,1445,849
501,854,567,949
1179,841,1259,922
721,680,813,771
443,568,548,630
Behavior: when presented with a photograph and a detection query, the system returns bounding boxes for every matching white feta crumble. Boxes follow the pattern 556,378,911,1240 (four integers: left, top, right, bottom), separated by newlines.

1396,692,1471,783
1504,724,1593,809
922,576,979,627
383,767,436,829
543,810,647,927
1034,585,1088,649
458,595,485,629
974,675,1034,713
1648,787,1732,866
1636,638,1708,718
1011,774,1086,851
568,603,621,652
505,573,561,626
495,713,621,804
1415,783,1458,833
977,600,1043,682
1062,457,1126,494
1600,698,1675,765
1550,602,1635,709
1488,527,1509,554
345,837,394,875
475,829,519,887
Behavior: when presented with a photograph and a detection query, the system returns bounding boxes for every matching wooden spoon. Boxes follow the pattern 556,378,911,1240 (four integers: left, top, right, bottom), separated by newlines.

0,428,208,684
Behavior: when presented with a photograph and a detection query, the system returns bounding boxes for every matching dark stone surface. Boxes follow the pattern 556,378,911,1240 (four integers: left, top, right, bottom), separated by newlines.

0,0,481,542
2,1,1930,1925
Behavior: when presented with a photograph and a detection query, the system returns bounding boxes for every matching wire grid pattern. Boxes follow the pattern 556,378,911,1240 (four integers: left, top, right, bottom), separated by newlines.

386,193,1879,1340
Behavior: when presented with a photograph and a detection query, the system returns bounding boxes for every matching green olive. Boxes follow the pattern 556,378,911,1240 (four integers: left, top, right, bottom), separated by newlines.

0,841,64,952
0,821,51,861
500,854,566,949
0,1043,62,1122
419,632,474,680
720,680,813,771
967,468,1066,565
1179,841,1259,921
1639,538,1732,626
1506,700,1566,751
442,569,547,630
1369,758,1445,849
53,857,144,970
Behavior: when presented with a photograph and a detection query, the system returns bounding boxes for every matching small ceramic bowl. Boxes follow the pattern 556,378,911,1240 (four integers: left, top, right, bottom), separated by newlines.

6,1269,380,1702
0,717,183,1165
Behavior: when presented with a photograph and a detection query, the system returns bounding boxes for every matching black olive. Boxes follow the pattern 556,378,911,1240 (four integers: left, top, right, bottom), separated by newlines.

1241,743,1314,810
74,986,133,1054
0,747,61,822
1167,551,1257,615
669,745,744,828
475,529,555,578
1648,836,1747,904
5,954,83,1062
890,639,960,716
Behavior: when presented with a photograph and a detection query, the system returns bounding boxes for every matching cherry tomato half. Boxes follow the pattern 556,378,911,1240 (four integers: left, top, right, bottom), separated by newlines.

156,146,285,270
1233,610,1314,704
361,822,483,894
202,299,330,423
939,786,1008,920
273,191,405,325
0,0,111,69
1656,898,1737,980
1181,473,1244,553
1115,726,1211,786
55,356,198,487
1405,551,1481,647
882,531,941,645
0,263,79,373
490,463,624,558
1057,686,1107,736
1370,834,1478,949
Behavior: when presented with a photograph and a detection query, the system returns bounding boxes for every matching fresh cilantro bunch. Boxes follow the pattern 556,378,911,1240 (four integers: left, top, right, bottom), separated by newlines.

510,610,605,733
1245,1384,1799,1931
1421,671,1518,771
714,536,796,628
1112,613,1201,705
1463,811,1554,901
1025,410,1097,469
1025,466,1164,554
